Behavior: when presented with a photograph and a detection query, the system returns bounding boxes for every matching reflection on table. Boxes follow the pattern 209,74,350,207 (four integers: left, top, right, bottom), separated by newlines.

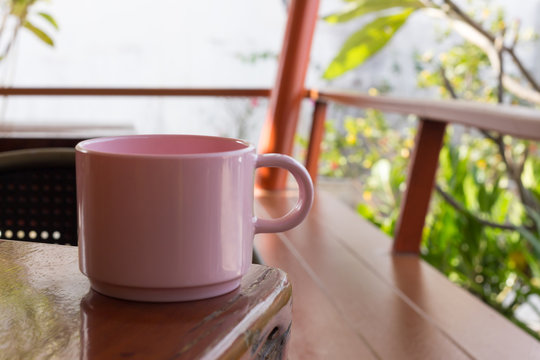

0,240,291,359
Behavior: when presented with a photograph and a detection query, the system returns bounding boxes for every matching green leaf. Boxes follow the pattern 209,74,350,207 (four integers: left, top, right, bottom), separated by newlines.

324,0,422,24
23,21,54,46
518,226,540,255
526,206,540,230
37,12,59,30
357,203,375,220
463,175,479,211
323,8,415,79
523,250,540,278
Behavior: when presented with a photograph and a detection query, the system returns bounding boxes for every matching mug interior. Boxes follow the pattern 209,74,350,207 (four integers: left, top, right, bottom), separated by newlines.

77,135,251,156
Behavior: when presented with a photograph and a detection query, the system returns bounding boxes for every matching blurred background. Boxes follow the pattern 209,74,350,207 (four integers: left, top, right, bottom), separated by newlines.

1,0,537,142
1,0,540,340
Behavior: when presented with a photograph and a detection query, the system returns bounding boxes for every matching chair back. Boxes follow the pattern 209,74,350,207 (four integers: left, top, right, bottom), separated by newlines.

0,148,77,246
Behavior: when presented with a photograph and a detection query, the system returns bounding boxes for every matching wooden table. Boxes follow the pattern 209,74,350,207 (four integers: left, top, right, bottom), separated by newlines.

0,240,292,359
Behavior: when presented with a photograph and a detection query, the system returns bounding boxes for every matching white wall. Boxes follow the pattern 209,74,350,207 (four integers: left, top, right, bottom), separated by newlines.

0,0,538,141
0,0,287,143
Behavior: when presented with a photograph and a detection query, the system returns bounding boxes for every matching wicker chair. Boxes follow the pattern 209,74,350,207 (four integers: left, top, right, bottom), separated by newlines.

0,148,77,246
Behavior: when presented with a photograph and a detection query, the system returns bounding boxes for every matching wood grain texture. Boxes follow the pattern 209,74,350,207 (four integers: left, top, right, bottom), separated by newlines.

0,240,292,360
255,232,378,360
394,119,447,254
314,89,540,141
254,190,540,359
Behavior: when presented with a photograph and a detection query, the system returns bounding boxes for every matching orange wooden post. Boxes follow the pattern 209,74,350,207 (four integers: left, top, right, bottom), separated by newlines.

305,100,328,185
256,0,320,190
393,118,447,254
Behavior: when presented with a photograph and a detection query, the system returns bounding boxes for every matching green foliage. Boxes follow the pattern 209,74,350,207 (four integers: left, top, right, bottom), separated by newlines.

306,111,540,337
304,109,415,235
323,0,422,24
416,42,496,102
518,207,540,256
37,12,59,30
313,108,412,178
423,137,540,325
322,0,428,79
23,20,54,46
0,0,58,61
315,0,540,338
524,152,540,204
323,8,416,79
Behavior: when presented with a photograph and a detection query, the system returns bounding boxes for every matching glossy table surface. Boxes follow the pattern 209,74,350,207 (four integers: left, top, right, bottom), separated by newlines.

0,240,292,359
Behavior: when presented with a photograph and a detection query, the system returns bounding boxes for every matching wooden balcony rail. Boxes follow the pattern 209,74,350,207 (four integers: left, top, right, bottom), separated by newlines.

311,89,540,141
0,85,538,254
306,89,540,254
0,87,277,153
0,87,274,97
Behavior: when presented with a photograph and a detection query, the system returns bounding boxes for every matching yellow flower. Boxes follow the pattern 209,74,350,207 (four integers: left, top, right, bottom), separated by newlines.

476,159,487,169
363,191,372,201
404,138,414,149
362,159,372,168
368,88,379,96
509,252,526,271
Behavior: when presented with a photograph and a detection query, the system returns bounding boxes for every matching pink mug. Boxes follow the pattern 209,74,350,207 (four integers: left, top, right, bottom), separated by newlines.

76,134,313,302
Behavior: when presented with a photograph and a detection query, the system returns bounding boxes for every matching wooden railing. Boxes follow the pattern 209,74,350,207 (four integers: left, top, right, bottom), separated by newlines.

306,89,540,255
0,87,273,97
0,87,276,152
0,86,539,256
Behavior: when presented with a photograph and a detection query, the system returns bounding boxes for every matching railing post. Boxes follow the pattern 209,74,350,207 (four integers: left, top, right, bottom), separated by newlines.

393,118,447,254
256,0,320,190
305,100,327,186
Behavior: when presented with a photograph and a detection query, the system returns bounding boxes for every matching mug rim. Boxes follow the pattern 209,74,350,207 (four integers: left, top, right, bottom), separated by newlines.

76,134,255,158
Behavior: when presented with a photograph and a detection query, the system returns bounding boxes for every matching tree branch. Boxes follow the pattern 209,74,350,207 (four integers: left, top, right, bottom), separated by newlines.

442,0,540,92
439,54,540,216
495,29,505,104
443,0,495,42
426,5,540,104
491,135,540,214
0,11,9,40
435,184,522,231
0,19,21,61
480,129,498,142
504,47,540,92
439,66,458,99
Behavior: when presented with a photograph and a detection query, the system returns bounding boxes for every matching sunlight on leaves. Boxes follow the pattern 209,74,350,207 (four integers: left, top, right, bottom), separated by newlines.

23,21,54,46
323,8,415,79
323,0,422,24
37,12,59,30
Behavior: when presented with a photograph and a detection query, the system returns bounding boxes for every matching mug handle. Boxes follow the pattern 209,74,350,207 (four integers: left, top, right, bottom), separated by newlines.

253,154,314,234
